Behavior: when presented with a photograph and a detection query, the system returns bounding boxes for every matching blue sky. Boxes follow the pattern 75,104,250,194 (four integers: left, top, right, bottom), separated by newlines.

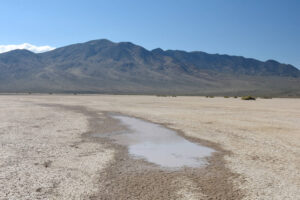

0,0,299,68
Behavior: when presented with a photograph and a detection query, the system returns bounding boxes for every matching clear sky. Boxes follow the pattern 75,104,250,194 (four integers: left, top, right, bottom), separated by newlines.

0,0,299,68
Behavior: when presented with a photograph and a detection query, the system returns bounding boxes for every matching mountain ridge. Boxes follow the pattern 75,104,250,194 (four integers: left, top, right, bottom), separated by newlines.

0,39,299,96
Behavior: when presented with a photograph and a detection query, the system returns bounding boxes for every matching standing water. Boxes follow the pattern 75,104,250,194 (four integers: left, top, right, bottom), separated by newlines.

95,115,215,168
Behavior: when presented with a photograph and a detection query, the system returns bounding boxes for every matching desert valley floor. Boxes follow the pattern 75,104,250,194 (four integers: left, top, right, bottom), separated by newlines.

0,95,299,200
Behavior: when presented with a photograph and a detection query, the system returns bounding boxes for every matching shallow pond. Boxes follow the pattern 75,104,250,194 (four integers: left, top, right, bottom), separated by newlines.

94,115,215,168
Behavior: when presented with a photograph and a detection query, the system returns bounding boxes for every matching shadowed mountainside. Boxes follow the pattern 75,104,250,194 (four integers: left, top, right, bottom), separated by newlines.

0,39,299,96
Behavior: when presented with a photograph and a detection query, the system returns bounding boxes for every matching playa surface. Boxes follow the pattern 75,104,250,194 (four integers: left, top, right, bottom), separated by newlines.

0,95,299,199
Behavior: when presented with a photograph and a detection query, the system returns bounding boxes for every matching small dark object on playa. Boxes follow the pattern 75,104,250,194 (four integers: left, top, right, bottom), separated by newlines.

43,160,52,168
241,96,256,100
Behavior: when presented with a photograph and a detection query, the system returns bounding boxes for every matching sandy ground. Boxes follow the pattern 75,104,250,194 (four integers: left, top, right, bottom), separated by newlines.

0,95,299,199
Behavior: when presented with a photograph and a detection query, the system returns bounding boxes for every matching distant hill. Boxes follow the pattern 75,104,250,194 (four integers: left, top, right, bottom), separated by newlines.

0,39,299,96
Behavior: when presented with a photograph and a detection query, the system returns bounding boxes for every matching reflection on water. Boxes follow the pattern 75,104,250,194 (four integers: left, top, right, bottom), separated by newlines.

94,115,215,168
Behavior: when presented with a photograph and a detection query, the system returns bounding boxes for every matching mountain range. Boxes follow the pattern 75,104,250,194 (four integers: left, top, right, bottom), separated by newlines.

0,39,299,96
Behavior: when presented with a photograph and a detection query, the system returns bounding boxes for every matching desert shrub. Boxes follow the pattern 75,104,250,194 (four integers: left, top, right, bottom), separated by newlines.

224,96,229,98
209,96,214,98
241,96,256,100
234,96,238,98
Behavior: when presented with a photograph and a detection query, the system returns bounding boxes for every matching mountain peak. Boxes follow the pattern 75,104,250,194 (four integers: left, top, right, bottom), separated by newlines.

0,49,37,59
1,49,35,55
0,39,299,96
151,48,164,54
86,39,114,46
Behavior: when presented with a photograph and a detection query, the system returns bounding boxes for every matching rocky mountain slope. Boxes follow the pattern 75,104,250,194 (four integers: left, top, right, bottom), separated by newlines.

0,39,299,96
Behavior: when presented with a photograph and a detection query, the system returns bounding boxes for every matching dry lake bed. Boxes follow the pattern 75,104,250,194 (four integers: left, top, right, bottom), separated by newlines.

0,95,299,200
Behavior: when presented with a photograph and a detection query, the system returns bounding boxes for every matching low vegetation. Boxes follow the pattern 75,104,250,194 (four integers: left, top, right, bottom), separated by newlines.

261,96,272,99
241,96,256,100
156,95,177,97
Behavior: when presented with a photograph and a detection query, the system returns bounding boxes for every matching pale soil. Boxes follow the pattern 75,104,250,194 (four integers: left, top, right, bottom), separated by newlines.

0,98,114,200
0,95,299,199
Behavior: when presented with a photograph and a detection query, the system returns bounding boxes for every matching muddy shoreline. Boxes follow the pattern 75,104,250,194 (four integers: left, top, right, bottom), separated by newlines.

41,103,244,199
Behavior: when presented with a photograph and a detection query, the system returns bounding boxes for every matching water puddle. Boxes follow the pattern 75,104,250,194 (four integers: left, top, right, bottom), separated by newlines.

93,115,215,168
